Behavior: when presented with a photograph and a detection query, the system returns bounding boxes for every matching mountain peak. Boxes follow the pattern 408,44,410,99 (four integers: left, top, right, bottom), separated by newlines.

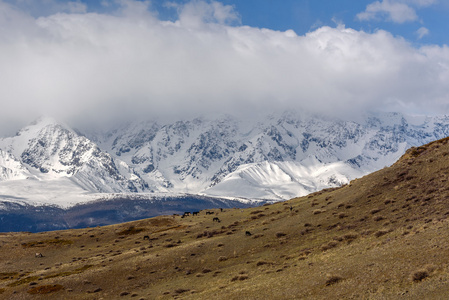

18,116,72,136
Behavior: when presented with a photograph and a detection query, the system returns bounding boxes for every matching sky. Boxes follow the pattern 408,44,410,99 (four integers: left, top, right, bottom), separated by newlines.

1,0,449,134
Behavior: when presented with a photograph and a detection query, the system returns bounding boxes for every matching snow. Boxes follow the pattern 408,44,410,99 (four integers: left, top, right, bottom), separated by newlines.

1,111,448,209
0,177,96,208
203,160,363,200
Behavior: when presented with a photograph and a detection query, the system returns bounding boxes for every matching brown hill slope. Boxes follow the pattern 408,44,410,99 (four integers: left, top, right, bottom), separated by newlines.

2,137,449,299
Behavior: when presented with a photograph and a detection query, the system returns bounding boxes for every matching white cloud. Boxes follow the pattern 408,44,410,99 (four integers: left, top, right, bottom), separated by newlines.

416,26,429,39
408,0,437,7
357,0,438,23
0,0,448,134
175,0,240,28
357,0,418,23
6,0,87,15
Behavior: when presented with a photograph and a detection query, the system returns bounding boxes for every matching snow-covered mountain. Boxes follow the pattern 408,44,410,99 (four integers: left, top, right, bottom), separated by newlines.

1,111,449,208
91,111,449,200
0,149,31,181
0,117,149,207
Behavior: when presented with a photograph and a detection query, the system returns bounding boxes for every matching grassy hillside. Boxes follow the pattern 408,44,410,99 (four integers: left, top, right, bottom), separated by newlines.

2,137,449,299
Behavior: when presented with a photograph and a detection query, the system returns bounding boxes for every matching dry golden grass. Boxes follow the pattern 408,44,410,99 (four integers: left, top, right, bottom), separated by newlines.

2,136,449,298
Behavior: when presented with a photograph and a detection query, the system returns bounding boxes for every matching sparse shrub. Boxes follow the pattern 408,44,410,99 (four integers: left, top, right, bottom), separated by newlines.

325,275,343,286
412,270,429,282
320,241,338,251
218,256,228,262
202,269,211,273
343,234,358,242
27,284,64,295
313,209,324,215
374,229,389,237
426,188,437,195
174,289,190,294
117,226,144,236
373,216,384,222
337,212,348,219
43,265,93,279
0,272,19,280
370,208,381,214
256,261,272,266
276,232,286,238
21,239,73,248
231,275,248,282
7,276,40,287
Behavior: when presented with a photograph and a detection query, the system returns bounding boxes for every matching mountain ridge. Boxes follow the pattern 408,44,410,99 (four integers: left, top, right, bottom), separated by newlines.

0,111,449,208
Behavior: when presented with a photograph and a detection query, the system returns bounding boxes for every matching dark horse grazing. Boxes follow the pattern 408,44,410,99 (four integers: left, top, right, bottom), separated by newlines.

192,211,199,216
213,217,221,222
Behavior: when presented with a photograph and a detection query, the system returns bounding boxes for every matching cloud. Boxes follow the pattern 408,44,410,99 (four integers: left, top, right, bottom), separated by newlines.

408,0,437,7
6,0,87,15
416,26,429,39
0,0,448,134
170,0,240,28
357,0,418,23
356,0,437,23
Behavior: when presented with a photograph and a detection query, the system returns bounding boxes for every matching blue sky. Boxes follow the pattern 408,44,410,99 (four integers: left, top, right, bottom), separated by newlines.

0,0,449,132
14,0,449,46
7,0,449,46
218,0,449,46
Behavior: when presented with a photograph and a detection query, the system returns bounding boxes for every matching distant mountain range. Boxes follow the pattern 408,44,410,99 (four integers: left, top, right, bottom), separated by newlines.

0,111,448,208
1,111,449,231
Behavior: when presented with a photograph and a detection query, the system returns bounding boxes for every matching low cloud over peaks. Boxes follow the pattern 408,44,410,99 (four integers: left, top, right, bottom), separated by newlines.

0,0,448,134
